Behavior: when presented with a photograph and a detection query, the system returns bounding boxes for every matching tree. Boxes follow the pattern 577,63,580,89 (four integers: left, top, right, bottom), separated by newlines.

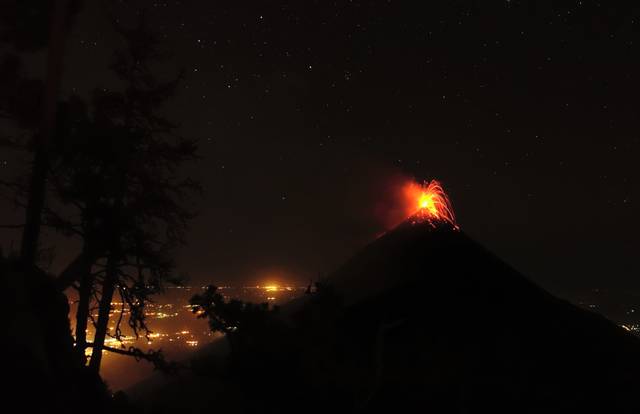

0,1,81,265
1,9,198,376
190,285,280,354
47,17,199,374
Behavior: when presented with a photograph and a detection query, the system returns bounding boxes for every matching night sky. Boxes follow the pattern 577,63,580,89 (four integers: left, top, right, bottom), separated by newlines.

3,1,640,296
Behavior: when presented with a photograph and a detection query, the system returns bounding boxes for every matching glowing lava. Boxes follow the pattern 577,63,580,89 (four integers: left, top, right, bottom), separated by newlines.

403,179,458,228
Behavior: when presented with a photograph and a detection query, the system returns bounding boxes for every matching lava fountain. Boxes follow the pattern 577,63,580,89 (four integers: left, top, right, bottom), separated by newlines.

402,180,458,229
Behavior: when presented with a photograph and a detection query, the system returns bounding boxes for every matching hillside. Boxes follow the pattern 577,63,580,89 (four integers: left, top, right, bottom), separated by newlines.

132,222,640,413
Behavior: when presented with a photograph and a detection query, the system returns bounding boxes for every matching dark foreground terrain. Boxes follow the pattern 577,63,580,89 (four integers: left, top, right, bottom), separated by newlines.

1,259,112,414
128,222,640,413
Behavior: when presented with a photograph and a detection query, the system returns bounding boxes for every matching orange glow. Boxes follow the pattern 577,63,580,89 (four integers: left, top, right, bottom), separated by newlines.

263,285,280,292
403,179,458,228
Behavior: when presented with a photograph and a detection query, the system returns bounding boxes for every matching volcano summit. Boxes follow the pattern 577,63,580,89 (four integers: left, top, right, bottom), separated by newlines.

132,218,640,414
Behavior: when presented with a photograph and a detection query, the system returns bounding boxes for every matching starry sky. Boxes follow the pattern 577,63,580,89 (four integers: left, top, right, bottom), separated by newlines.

3,1,640,296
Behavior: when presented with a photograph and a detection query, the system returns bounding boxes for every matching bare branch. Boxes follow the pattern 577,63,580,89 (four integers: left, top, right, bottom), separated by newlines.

85,342,179,373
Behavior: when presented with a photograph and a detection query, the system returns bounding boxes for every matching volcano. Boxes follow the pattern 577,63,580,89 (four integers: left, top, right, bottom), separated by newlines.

132,222,640,413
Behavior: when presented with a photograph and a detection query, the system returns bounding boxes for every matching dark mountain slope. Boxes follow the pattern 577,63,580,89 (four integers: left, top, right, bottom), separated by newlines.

134,222,640,413
314,222,640,413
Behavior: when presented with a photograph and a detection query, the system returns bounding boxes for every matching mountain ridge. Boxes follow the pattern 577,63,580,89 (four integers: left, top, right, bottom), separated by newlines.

131,221,640,413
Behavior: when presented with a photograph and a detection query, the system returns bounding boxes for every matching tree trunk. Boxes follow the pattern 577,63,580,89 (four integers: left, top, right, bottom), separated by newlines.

74,264,94,365
88,255,117,374
21,0,71,265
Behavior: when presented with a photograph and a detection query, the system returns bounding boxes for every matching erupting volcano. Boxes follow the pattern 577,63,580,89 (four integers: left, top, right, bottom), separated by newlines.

403,179,458,229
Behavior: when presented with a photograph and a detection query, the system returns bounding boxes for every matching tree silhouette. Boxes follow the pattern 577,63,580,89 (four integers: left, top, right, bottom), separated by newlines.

0,1,82,265
49,17,199,374
1,9,199,376
190,285,279,354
